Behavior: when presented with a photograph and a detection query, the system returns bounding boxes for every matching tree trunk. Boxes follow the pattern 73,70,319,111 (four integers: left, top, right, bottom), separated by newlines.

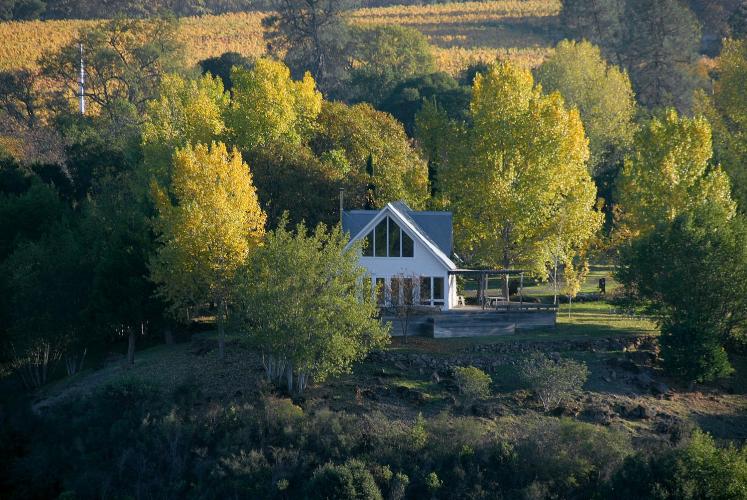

553,257,559,306
286,364,293,394
217,301,226,360
127,327,136,366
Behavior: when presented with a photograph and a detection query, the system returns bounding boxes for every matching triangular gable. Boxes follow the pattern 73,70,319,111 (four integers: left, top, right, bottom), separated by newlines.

344,203,457,271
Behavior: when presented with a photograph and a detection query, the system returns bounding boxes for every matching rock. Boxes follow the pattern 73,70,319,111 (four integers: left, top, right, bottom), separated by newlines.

581,405,613,426
627,350,657,366
627,404,654,419
431,371,441,384
471,403,491,418
548,352,561,362
394,361,408,371
652,382,669,395
635,373,654,389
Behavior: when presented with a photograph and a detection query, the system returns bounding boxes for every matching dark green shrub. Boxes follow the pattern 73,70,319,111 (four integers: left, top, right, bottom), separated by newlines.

453,366,492,403
307,460,382,500
608,430,747,499
514,418,632,498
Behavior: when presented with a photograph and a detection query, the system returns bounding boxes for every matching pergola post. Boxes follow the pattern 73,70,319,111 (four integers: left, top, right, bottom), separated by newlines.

519,272,524,311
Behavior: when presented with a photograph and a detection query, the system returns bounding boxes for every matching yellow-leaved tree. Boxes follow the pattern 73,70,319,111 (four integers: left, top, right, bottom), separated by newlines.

441,61,602,297
616,110,735,238
141,73,230,183
227,58,322,152
150,142,266,359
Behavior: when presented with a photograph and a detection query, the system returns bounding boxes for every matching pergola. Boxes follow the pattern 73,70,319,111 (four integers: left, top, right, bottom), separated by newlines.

448,268,527,309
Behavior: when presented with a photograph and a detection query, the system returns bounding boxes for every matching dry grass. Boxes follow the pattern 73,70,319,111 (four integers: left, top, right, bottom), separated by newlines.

0,1,559,73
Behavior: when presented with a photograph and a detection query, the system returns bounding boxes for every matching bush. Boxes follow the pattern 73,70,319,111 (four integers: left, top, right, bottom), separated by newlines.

453,366,492,403
519,353,588,411
307,460,383,500
516,418,633,498
608,430,747,499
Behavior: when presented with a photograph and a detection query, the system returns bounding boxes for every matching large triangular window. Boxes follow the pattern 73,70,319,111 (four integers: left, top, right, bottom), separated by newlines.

362,216,414,258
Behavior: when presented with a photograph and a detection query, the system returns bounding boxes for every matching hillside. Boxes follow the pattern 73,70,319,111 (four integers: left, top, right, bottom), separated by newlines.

0,0,560,74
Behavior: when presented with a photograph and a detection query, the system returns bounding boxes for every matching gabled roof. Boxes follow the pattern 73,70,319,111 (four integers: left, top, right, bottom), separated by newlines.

343,201,456,271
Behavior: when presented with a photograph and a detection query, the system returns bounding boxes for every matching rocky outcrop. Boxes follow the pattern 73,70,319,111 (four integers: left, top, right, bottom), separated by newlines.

369,335,658,376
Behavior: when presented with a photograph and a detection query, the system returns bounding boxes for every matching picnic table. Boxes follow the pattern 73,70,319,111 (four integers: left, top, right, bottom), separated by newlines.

482,296,506,309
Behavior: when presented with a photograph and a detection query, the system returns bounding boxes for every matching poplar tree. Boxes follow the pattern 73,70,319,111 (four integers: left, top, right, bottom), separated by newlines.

694,39,747,211
227,58,322,152
443,62,602,296
141,73,229,182
150,142,266,359
535,40,636,173
616,110,735,238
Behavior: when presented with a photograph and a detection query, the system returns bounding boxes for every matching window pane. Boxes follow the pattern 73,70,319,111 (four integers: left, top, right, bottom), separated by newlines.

388,218,401,257
403,277,414,305
433,277,444,301
420,277,431,305
363,231,373,256
376,278,385,305
390,277,400,306
374,219,387,257
402,231,413,257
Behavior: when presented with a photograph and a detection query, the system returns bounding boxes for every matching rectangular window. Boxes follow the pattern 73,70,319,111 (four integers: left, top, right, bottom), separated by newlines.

402,231,414,257
375,277,385,305
374,219,387,257
420,277,431,305
390,277,400,306
388,218,401,257
363,231,374,256
403,277,414,305
433,277,444,305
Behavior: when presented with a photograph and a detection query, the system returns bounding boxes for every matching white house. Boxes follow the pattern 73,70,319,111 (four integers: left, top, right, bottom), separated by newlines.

343,201,459,310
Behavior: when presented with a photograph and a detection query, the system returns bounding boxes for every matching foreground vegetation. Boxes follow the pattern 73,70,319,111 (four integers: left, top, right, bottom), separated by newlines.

3,315,745,499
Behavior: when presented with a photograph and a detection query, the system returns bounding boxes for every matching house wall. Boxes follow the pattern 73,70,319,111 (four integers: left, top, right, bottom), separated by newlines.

357,226,456,310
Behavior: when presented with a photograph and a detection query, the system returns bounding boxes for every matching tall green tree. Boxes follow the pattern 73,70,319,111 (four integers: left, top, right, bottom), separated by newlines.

233,219,389,394
617,206,747,381
620,0,702,111
2,222,92,387
84,171,163,366
150,142,266,359
41,17,183,135
616,110,735,237
0,0,45,21
381,72,471,137
535,40,636,174
559,0,625,60
263,0,354,97
442,62,601,295
250,142,341,229
198,51,254,92
348,25,436,104
313,101,429,210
